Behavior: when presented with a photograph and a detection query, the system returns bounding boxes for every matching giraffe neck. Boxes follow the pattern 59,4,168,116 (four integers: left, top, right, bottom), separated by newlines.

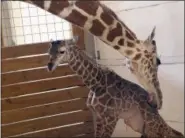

25,0,139,59
66,46,107,96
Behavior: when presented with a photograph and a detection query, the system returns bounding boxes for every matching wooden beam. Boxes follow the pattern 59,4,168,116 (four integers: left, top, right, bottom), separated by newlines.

2,75,83,98
2,42,49,59
2,64,74,86
2,110,92,137
2,98,88,124
2,38,85,59
2,55,49,73
2,86,88,111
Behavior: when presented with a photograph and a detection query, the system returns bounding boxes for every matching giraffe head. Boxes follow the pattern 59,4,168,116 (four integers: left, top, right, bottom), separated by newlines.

47,37,78,72
130,26,162,109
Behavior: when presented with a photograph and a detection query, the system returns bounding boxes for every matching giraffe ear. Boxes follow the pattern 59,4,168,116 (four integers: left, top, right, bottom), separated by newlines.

145,26,156,42
48,43,52,54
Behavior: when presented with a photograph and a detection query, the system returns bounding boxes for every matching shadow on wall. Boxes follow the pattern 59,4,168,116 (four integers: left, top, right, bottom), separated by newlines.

158,65,184,123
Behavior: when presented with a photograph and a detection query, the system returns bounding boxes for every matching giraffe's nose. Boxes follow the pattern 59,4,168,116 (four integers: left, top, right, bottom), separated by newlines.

47,62,53,71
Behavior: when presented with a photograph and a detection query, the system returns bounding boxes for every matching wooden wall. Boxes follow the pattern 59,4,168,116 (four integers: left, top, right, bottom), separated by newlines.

1,27,94,137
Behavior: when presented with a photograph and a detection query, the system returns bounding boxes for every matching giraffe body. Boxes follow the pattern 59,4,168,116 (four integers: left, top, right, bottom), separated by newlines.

15,0,163,109
47,39,183,138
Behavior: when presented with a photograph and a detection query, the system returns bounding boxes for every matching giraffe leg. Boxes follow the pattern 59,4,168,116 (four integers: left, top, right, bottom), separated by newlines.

95,114,118,138
123,107,145,134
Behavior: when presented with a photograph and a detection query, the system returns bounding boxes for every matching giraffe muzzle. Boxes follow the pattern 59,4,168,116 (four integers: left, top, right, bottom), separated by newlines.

47,62,54,72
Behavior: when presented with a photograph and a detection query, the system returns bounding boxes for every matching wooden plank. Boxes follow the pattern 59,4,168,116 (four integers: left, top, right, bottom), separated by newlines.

21,122,93,137
1,42,49,59
2,75,83,98
2,64,74,86
72,25,85,49
2,110,92,137
1,55,49,73
1,39,85,59
2,86,89,111
2,98,87,124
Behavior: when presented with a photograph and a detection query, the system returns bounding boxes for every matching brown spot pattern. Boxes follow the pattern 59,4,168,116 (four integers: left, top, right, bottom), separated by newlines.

87,63,93,72
127,42,135,48
69,58,76,66
107,22,122,42
125,50,133,55
91,79,96,86
83,60,88,67
145,54,150,58
136,40,140,44
90,19,105,36
122,23,137,39
65,10,88,27
136,48,141,52
99,94,111,104
113,45,120,50
93,67,98,75
126,30,135,40
118,38,124,45
75,1,99,16
96,72,102,82
95,104,104,112
72,62,79,71
100,12,114,25
48,1,69,15
83,70,89,79
77,68,83,75
133,53,142,60
92,67,98,76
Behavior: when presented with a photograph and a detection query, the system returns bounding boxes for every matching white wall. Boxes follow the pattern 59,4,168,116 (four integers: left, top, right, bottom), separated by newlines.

94,1,184,137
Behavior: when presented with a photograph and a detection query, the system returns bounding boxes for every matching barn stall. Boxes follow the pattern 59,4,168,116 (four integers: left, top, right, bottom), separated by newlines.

1,1,94,137
1,1,184,137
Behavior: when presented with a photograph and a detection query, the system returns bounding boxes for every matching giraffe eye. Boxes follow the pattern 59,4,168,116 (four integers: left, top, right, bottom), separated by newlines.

60,51,65,54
